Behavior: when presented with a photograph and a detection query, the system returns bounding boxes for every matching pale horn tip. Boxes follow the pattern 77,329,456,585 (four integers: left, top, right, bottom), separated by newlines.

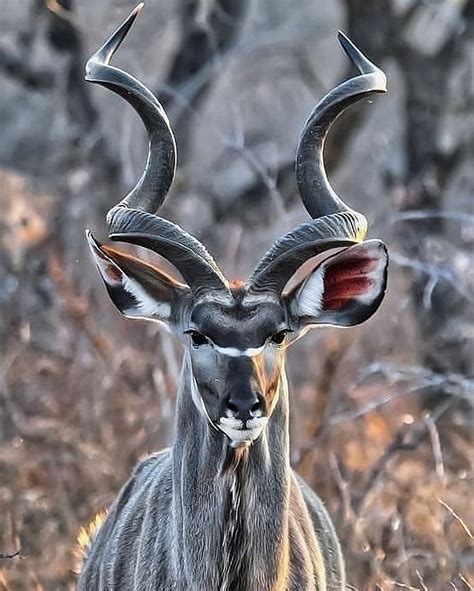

85,3,144,80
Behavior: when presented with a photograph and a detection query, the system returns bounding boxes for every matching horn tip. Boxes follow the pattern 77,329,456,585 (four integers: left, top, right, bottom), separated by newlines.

337,30,349,43
86,2,144,73
337,30,355,53
128,3,145,26
337,30,370,68
126,3,144,22
337,30,387,93
111,3,144,46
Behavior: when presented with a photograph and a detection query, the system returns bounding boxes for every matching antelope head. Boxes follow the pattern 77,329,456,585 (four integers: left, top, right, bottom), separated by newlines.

86,5,388,449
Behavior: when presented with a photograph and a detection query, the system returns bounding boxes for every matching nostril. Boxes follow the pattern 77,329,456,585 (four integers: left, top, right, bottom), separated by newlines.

225,395,264,419
251,401,260,413
226,400,240,415
250,399,263,415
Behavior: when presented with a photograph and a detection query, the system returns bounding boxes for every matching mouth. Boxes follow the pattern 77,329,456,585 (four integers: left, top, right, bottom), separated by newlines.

218,416,268,449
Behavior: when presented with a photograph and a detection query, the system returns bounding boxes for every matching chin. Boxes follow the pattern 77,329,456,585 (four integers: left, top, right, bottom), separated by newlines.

219,417,268,448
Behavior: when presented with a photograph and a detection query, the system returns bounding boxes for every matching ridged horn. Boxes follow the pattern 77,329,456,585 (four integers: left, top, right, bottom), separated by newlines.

248,33,387,295
107,208,229,297
86,5,229,297
85,3,175,219
296,31,386,220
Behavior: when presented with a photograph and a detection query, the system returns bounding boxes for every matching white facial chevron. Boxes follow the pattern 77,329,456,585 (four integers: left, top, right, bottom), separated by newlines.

212,343,266,358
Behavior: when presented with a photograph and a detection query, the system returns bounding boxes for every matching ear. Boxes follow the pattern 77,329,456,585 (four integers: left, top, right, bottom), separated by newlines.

286,240,388,327
86,230,189,323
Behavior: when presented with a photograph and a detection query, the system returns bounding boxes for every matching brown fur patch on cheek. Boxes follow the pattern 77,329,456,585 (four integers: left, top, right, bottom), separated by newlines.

253,352,285,415
264,356,284,414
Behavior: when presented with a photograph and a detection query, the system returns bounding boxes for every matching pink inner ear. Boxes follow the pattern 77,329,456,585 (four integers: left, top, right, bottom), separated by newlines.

322,256,378,311
104,262,123,284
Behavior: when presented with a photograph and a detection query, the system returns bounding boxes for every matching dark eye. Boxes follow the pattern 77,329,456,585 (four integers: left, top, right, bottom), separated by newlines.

270,331,288,345
186,330,209,348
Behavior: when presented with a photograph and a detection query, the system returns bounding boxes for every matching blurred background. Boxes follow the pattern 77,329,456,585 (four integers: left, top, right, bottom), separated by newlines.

0,0,472,589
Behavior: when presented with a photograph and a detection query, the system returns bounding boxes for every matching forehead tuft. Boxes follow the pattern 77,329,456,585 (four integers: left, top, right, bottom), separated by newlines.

191,290,285,349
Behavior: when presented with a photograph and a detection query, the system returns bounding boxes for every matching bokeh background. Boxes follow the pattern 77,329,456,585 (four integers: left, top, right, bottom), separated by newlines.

0,1,472,589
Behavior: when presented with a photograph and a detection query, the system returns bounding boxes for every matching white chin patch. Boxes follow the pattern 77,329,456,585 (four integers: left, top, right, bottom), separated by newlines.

219,417,268,448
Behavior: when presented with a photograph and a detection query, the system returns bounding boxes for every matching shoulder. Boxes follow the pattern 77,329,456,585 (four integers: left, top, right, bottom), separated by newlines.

291,471,346,589
130,448,172,489
291,471,338,541
111,448,172,518
77,449,172,577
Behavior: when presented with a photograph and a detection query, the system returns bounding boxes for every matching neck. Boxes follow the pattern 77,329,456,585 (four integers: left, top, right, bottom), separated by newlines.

171,353,291,590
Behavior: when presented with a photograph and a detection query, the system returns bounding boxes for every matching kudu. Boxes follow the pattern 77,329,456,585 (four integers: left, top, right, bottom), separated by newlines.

79,5,388,590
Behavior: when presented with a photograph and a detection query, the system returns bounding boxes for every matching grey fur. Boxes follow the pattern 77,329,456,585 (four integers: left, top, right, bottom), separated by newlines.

78,356,345,590
80,9,391,589
82,234,390,590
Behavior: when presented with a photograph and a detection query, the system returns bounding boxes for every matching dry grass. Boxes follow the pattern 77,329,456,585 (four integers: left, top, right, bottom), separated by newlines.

0,1,472,588
0,198,472,588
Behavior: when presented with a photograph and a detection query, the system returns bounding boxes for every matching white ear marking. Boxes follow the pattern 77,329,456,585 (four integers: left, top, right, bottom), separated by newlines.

291,240,388,325
295,266,325,317
121,275,172,319
348,251,386,306
93,247,171,320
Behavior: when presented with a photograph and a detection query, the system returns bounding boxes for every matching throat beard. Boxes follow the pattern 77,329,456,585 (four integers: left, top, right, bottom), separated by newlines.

220,460,249,590
220,445,249,475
